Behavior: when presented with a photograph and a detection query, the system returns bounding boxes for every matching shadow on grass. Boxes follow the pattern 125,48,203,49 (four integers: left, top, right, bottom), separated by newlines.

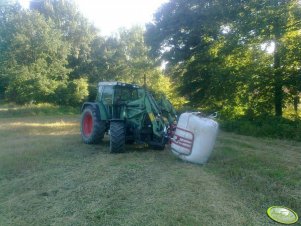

101,137,159,153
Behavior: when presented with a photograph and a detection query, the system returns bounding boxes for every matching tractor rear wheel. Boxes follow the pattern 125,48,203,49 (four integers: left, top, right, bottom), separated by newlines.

80,106,105,144
110,121,125,153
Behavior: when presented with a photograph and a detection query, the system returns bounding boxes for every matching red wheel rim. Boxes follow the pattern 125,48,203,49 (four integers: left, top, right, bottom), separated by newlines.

83,112,93,137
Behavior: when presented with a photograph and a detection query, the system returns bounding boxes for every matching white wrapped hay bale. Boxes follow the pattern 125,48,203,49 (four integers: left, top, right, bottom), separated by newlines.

171,112,218,164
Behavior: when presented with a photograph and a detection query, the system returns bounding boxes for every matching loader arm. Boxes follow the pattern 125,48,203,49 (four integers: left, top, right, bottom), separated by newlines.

125,89,168,138
144,91,167,138
157,95,177,124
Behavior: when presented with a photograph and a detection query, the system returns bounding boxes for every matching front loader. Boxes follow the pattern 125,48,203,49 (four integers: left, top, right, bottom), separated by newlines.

80,82,177,153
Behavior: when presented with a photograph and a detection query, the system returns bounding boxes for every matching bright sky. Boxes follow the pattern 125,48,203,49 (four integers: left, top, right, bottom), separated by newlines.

18,0,168,36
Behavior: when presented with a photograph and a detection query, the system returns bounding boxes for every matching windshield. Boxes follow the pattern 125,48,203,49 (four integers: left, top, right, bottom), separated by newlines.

114,86,139,102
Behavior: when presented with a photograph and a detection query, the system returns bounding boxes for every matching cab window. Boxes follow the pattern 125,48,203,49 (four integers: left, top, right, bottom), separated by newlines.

102,86,113,104
114,87,138,103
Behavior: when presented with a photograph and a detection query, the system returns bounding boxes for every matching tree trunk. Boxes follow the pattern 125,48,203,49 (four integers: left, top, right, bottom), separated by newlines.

274,44,282,117
294,95,299,114
273,18,283,117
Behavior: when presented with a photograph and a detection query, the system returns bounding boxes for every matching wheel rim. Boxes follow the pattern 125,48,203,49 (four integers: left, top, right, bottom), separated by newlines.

83,112,93,137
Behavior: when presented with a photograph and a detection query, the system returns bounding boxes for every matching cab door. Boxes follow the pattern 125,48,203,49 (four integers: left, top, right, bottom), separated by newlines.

101,86,114,118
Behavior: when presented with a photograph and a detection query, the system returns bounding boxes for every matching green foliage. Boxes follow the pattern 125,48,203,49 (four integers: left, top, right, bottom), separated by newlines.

221,116,301,141
96,26,153,84
30,0,98,80
146,0,301,117
0,2,91,106
2,0,299,143
86,36,108,83
0,7,71,104
87,83,97,101
0,103,77,118
66,78,89,106
147,71,188,109
53,78,89,106
89,26,187,106
0,2,185,108
0,3,21,99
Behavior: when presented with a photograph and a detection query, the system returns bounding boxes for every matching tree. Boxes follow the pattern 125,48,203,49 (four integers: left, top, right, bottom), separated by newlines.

0,6,71,104
30,0,98,80
0,3,21,99
89,26,186,106
145,0,219,66
222,0,301,116
146,0,241,112
146,0,301,117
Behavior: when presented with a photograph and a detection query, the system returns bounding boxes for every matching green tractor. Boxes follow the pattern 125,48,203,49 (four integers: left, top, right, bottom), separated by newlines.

80,82,177,153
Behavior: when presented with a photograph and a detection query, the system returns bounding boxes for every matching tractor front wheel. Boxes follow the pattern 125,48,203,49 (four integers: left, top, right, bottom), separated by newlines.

80,106,105,144
110,121,125,153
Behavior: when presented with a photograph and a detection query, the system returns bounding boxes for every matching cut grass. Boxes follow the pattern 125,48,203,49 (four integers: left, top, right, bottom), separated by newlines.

0,115,300,225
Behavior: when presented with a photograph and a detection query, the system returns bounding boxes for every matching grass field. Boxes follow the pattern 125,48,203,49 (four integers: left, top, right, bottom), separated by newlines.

0,114,300,225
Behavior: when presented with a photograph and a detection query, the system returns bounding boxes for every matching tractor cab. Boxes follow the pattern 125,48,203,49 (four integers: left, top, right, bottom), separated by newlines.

97,82,140,119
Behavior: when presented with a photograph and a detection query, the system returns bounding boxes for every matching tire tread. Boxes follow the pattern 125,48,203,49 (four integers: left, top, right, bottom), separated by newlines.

110,121,125,153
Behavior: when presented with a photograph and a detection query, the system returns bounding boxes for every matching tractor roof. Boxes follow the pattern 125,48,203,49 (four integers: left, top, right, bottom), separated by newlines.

98,81,140,88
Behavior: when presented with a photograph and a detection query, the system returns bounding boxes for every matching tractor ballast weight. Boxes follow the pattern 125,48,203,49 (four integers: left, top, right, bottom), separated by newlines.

80,82,177,153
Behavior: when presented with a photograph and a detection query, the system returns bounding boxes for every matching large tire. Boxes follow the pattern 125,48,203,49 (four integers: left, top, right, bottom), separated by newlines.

110,121,125,153
80,106,105,144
